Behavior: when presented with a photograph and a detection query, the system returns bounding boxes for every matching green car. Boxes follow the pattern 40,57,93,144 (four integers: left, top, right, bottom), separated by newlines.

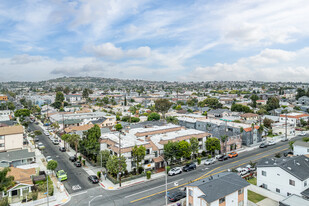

56,170,67,181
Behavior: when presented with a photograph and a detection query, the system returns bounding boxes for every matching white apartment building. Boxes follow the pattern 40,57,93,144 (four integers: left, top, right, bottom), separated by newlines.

186,172,249,206
257,155,309,198
0,125,24,152
279,113,309,127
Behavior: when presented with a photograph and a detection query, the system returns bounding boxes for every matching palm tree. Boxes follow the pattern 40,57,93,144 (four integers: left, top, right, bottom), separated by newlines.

61,134,71,150
0,168,15,194
68,134,80,156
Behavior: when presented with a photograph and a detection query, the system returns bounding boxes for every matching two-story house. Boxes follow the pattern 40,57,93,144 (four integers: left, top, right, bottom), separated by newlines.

279,113,309,127
257,155,309,198
186,172,250,206
0,125,24,152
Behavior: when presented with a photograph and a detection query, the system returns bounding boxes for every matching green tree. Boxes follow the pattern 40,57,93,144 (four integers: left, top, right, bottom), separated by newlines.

257,108,268,115
198,98,222,109
14,109,31,117
129,106,137,114
80,125,101,161
115,123,123,131
106,155,127,177
175,105,182,110
179,140,192,159
82,88,89,99
205,137,220,156
97,150,110,168
163,141,180,163
190,137,199,158
266,97,280,111
61,134,71,150
55,91,64,102
166,116,178,124
34,130,42,136
296,88,306,100
220,135,228,154
0,167,15,193
63,86,70,95
147,112,160,121
154,99,173,119
250,94,259,108
302,137,309,142
47,160,58,175
289,141,295,150
231,104,253,113
7,102,15,110
132,145,146,174
263,118,273,128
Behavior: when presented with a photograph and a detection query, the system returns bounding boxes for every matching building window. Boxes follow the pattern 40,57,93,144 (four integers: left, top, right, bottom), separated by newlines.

219,197,225,203
289,179,295,186
146,149,150,155
262,170,266,176
238,189,243,195
154,151,158,157
276,188,280,193
0,135,4,140
189,189,193,196
287,192,291,196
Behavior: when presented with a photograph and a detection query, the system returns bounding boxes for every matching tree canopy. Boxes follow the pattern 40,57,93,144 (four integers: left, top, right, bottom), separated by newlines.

205,137,220,156
106,155,127,177
198,98,222,109
154,99,172,118
147,112,160,121
80,125,101,161
14,109,31,117
132,145,146,174
231,104,253,113
0,167,15,192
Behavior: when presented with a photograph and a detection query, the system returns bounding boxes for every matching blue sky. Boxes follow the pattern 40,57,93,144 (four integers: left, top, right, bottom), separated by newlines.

1,0,309,82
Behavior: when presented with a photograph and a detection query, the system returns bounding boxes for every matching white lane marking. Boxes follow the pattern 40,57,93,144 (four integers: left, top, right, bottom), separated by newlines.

124,178,184,198
72,184,82,190
71,190,87,197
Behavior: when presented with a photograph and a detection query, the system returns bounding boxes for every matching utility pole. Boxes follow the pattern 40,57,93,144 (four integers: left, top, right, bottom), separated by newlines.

285,112,287,140
46,174,49,206
118,131,122,187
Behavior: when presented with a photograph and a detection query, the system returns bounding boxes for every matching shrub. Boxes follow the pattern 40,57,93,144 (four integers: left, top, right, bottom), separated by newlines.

82,159,86,166
138,167,144,174
201,151,206,157
132,168,137,175
146,171,151,179
97,171,101,179
124,170,129,176
197,158,201,165
32,192,38,201
207,154,212,159
78,156,82,161
166,166,171,174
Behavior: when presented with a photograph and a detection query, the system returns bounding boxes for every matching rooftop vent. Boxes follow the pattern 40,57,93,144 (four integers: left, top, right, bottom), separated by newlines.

296,162,300,166
265,161,269,164
287,167,292,170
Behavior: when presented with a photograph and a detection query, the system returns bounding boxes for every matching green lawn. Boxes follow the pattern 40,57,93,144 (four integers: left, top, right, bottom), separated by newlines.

247,177,257,185
248,190,266,203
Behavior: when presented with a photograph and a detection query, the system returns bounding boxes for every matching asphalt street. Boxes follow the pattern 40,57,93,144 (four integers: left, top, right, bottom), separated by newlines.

29,123,98,194
66,135,302,206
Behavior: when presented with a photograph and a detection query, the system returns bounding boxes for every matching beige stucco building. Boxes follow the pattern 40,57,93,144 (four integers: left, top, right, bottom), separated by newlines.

0,125,24,152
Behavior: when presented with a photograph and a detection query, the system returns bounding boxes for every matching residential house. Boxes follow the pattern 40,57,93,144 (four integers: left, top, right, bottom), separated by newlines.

271,122,295,136
64,94,82,103
240,113,259,121
186,172,250,206
207,109,231,118
2,167,36,204
0,149,36,167
293,140,309,156
0,125,24,152
279,194,309,206
257,155,309,198
0,94,8,102
297,96,309,106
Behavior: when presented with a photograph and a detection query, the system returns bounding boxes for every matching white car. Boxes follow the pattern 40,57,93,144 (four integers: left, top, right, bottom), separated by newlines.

52,139,59,145
204,158,216,165
300,131,306,136
238,168,249,176
46,156,52,162
267,140,276,146
168,167,182,176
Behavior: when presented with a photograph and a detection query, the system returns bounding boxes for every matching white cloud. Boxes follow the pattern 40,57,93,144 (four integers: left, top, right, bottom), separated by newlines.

10,54,43,64
85,43,151,59
185,48,309,82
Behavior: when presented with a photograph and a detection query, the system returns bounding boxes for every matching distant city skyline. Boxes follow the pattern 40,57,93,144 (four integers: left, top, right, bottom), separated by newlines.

0,0,309,82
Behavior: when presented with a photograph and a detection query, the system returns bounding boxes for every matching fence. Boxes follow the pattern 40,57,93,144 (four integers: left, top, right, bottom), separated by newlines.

248,185,285,202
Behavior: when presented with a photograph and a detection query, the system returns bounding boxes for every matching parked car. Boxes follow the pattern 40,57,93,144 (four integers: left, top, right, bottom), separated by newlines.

168,167,182,176
37,142,45,150
74,161,82,167
168,191,186,202
52,139,59,145
300,131,306,136
88,175,99,184
259,143,268,148
69,155,77,162
59,147,66,152
204,158,216,165
34,137,39,142
245,164,256,171
218,155,228,161
267,140,276,146
56,170,67,181
183,163,196,172
281,138,288,142
228,152,238,158
239,168,250,176
46,156,52,162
